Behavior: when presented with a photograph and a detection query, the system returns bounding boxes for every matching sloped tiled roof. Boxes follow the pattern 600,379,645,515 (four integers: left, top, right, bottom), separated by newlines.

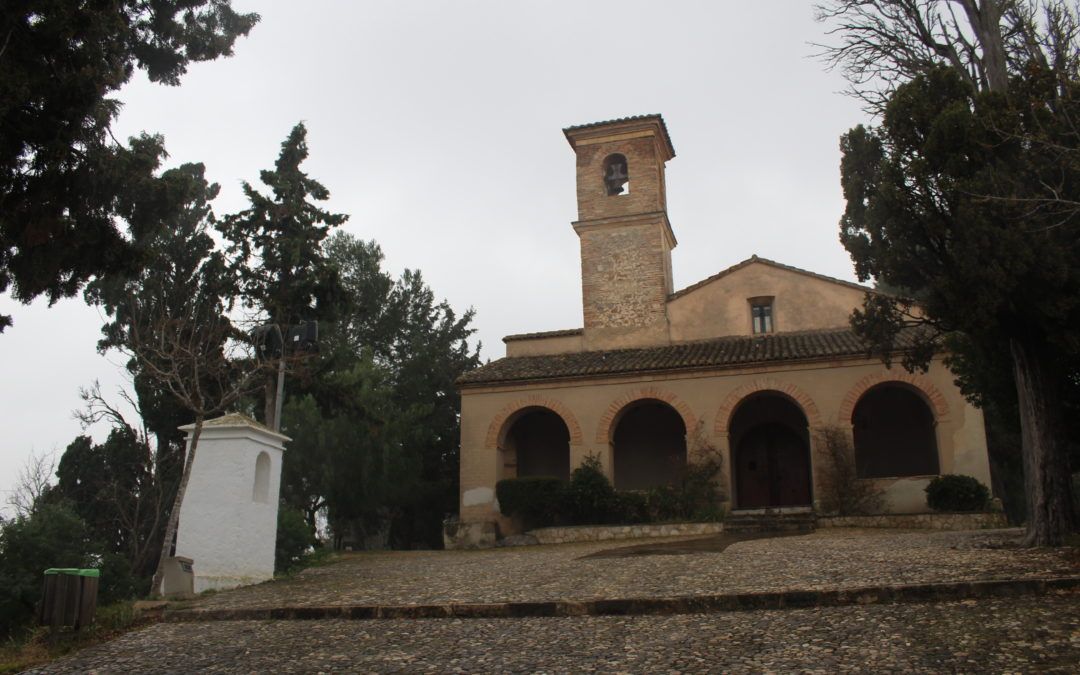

187,412,269,430
177,412,290,441
459,327,923,387
563,114,675,158
669,255,874,301
503,328,584,343
563,113,670,134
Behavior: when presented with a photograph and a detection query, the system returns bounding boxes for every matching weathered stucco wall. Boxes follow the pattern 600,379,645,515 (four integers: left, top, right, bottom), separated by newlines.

667,261,869,340
458,357,991,528
175,417,286,593
504,260,877,358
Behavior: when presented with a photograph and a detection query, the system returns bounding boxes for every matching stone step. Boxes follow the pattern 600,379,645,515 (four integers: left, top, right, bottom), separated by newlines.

725,523,816,534
725,516,817,524
164,576,1080,623
725,511,817,533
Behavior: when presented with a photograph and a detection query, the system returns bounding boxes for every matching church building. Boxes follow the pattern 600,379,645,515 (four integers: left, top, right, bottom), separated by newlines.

455,115,992,536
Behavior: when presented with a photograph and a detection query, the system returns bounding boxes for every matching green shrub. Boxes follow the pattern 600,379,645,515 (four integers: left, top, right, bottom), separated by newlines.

689,503,727,523
96,552,138,605
640,451,725,522
673,456,724,520
814,426,884,516
0,504,97,640
612,491,650,524
495,477,565,530
493,451,726,529
925,475,991,512
645,485,679,521
565,456,619,525
275,506,316,574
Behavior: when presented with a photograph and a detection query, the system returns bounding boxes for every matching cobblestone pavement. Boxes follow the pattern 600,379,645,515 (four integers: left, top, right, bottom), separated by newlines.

31,591,1080,673
187,528,1077,610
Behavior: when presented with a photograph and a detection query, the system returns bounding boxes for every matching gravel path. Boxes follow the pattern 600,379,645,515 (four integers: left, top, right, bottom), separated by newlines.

188,528,1076,610
30,591,1080,673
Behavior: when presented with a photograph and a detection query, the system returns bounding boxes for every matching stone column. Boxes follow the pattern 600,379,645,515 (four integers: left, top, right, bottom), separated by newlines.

175,413,289,592
808,424,828,513
715,431,733,511
568,441,588,472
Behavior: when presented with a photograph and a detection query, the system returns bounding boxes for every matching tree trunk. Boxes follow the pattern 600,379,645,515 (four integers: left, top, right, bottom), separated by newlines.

263,375,276,429
961,0,1009,93
149,414,205,596
1010,338,1075,546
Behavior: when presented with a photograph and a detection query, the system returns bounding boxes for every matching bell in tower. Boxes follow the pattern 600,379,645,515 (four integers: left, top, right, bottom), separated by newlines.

603,153,629,195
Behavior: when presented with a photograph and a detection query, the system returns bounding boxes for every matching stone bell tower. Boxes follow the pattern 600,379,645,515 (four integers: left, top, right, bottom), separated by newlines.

564,115,677,350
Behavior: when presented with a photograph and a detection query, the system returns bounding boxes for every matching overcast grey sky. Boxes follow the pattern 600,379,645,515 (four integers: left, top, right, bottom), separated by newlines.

0,1,870,508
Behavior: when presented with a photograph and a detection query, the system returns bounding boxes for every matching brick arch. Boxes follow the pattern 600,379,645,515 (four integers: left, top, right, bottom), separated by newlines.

713,378,823,434
595,387,698,445
837,372,950,424
484,396,583,450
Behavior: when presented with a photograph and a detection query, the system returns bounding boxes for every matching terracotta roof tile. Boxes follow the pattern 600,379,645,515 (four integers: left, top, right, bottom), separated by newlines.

563,113,668,133
563,114,675,158
459,327,923,387
503,328,584,343
177,412,291,441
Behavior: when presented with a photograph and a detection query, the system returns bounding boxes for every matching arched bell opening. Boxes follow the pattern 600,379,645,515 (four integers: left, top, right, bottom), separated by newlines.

730,391,812,509
611,399,686,490
602,153,629,196
499,407,571,482
852,383,940,478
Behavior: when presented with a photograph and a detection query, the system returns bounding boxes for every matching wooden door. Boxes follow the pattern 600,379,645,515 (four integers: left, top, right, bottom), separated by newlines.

735,423,811,508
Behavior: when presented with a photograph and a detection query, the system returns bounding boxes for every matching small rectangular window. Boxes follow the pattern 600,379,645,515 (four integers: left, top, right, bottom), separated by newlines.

751,303,773,334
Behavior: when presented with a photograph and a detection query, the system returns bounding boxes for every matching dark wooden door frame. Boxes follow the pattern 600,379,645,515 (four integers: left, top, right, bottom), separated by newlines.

734,422,813,509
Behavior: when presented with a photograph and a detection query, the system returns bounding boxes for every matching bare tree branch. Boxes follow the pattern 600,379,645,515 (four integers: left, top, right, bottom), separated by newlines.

814,1,1080,113
6,449,57,518
75,380,134,430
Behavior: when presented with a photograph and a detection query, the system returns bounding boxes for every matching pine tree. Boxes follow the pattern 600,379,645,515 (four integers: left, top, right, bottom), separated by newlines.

838,65,1079,545
219,123,348,328
0,1,258,330
218,123,348,426
278,232,481,549
819,0,1080,545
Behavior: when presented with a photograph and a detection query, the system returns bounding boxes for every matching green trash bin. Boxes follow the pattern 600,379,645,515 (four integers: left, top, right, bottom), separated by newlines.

38,568,100,630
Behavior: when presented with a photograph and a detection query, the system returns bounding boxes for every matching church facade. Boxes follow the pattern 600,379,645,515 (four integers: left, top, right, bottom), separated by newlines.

456,115,992,535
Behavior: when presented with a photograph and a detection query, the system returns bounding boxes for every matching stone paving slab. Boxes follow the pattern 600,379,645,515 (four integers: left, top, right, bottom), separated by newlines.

29,591,1080,673
183,528,1077,611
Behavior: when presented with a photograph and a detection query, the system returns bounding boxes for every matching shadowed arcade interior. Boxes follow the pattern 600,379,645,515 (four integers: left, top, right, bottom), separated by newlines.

730,392,812,508
852,384,940,478
612,399,687,490
501,407,571,481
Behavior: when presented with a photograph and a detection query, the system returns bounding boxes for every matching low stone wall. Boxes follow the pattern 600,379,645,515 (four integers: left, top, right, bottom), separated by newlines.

529,522,723,545
817,512,1007,530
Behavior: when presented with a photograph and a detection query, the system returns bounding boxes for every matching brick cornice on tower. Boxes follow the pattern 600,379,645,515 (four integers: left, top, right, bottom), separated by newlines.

571,211,678,250
563,114,676,161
